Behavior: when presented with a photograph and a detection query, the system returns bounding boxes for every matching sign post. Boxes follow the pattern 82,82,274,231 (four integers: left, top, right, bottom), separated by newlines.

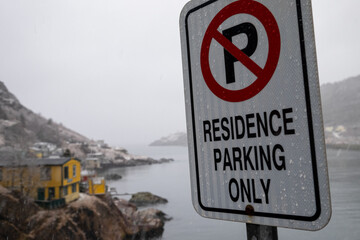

247,223,278,240
180,0,331,234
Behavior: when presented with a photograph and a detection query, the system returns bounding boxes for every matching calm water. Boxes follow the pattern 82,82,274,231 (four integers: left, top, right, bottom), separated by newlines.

105,146,360,239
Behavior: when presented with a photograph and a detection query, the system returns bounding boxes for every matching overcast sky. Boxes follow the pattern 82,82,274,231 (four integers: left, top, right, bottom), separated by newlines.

0,0,359,147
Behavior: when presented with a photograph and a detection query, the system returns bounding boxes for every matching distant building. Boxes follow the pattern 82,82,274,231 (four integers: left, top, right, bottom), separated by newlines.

84,152,104,170
87,152,104,159
88,177,106,195
85,157,101,169
80,169,96,182
96,140,105,146
29,142,59,158
0,157,81,208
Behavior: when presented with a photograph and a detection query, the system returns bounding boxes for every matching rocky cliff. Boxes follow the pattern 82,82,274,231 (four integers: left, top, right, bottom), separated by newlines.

0,186,168,240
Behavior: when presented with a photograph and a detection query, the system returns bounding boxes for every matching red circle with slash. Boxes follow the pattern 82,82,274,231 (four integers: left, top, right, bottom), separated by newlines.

200,0,281,102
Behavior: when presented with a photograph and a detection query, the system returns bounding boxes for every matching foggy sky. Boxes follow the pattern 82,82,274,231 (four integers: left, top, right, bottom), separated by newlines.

0,0,359,147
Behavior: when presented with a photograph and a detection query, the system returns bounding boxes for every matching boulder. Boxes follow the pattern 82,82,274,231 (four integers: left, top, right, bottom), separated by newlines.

113,199,171,239
129,192,168,207
105,173,122,181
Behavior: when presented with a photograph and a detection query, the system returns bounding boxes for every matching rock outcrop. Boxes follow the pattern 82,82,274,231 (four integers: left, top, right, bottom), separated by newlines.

113,198,171,239
105,173,122,181
0,186,40,239
129,192,168,207
0,186,169,240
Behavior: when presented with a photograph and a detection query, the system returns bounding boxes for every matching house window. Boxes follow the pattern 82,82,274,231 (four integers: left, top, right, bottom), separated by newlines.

73,165,76,177
64,166,69,179
72,183,77,193
63,186,68,196
40,167,51,180
37,188,45,201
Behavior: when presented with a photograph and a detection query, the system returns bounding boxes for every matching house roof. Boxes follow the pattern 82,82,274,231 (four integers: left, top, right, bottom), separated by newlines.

0,157,81,167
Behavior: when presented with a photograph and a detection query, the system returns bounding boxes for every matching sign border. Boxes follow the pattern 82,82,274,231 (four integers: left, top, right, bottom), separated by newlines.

184,0,321,221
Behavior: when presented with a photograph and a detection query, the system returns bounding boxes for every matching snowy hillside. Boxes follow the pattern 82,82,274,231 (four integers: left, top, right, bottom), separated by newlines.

149,132,187,147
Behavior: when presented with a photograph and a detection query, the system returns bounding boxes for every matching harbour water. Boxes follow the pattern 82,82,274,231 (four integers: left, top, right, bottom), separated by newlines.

105,146,360,239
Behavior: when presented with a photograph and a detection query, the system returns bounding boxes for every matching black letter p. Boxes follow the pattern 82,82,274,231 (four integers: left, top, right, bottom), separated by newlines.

223,23,258,84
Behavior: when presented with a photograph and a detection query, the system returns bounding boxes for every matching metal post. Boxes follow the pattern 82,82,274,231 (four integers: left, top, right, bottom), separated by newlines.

246,223,278,240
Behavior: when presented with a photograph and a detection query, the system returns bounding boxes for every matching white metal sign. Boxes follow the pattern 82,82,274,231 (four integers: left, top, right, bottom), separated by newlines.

180,0,331,230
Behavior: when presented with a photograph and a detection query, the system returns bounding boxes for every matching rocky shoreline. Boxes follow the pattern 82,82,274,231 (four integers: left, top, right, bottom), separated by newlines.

0,186,170,240
326,143,360,151
100,157,174,169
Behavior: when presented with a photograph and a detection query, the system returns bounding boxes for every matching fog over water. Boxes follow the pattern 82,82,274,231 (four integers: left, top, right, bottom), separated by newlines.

0,0,359,146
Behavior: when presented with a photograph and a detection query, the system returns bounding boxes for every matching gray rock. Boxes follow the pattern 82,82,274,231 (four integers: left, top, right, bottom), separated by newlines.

113,198,171,239
129,192,168,207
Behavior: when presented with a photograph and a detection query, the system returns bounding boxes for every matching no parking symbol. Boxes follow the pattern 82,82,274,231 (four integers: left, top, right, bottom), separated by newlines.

201,0,280,102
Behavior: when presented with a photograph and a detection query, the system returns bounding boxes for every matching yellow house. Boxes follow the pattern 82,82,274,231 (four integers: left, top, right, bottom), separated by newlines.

0,157,81,208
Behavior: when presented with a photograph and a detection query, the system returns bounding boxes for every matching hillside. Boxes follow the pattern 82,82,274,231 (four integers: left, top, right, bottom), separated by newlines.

149,132,187,147
0,81,175,164
0,81,89,150
321,75,360,137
